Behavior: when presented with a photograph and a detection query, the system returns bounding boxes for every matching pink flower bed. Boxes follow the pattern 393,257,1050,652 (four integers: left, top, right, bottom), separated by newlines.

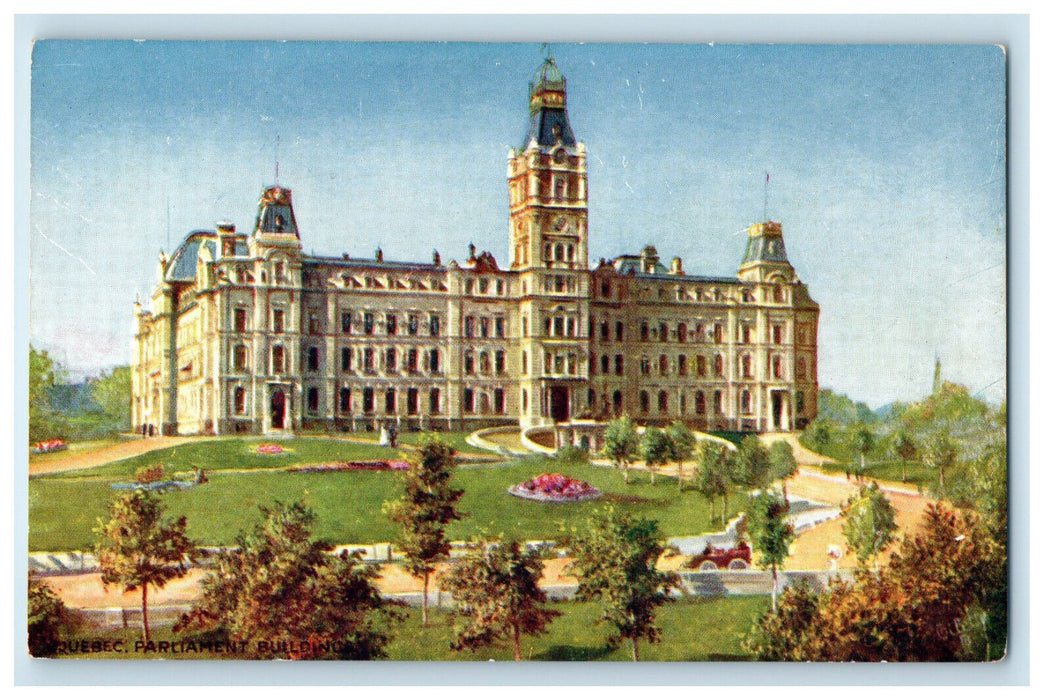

508,472,601,503
287,460,410,474
32,439,68,454
256,443,285,455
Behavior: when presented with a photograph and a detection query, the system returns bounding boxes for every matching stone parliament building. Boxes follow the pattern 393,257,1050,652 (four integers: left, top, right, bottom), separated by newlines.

131,58,819,436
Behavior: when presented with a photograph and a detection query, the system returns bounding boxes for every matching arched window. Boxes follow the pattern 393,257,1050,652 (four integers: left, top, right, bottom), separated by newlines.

600,321,609,341
678,354,687,376
479,351,491,374
659,355,668,375
385,348,397,373
464,351,474,375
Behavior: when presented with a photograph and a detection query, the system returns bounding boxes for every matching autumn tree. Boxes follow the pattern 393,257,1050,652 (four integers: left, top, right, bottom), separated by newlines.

385,435,464,626
694,440,735,525
923,431,958,491
639,426,672,485
665,421,696,491
94,489,196,643
28,577,78,657
180,501,399,659
440,537,560,661
602,415,639,484
568,509,679,661
768,440,798,501
891,429,918,483
841,482,898,574
745,490,795,612
733,435,772,491
744,502,1001,661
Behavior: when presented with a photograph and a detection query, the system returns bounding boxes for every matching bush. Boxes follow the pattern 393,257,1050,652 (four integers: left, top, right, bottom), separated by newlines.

28,578,78,657
135,465,166,484
554,445,590,465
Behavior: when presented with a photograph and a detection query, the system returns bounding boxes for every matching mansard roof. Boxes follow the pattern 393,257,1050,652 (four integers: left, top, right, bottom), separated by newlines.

165,231,249,282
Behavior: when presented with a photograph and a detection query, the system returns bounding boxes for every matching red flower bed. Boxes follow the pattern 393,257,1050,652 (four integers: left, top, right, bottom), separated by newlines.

287,460,410,474
256,443,285,455
32,439,67,454
508,472,601,503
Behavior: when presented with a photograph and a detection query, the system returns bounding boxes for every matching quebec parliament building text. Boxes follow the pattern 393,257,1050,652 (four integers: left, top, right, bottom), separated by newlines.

131,59,820,436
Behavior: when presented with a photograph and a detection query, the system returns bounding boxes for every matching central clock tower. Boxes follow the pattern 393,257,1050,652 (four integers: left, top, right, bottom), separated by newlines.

509,57,591,428
507,57,588,272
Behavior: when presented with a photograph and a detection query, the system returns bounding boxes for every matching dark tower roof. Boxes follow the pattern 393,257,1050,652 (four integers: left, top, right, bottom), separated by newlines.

522,57,577,150
253,186,299,238
741,222,791,267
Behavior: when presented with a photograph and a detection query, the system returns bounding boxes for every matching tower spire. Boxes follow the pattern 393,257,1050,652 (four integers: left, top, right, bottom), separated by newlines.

275,134,280,185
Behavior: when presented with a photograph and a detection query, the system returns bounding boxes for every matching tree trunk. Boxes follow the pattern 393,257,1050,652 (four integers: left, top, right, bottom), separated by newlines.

860,454,866,479
141,585,150,644
781,479,788,502
722,493,728,525
771,565,779,613
939,466,945,490
709,497,715,523
902,458,907,483
623,464,630,484
422,570,430,627
678,462,683,491
513,623,521,661
631,635,639,662
650,468,655,485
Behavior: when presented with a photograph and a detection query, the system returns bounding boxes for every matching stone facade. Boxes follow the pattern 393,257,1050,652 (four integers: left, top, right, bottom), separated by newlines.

131,58,819,436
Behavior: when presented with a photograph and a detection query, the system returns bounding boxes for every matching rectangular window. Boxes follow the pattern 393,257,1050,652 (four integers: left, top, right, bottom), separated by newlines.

341,312,353,334
363,312,375,335
307,346,320,372
464,352,474,375
773,325,783,344
480,317,490,338
341,347,352,372
408,348,418,372
363,348,375,372
385,348,397,373
429,314,440,336
339,387,352,413
464,316,475,338
234,387,246,414
495,351,506,374
407,388,419,415
430,388,441,414
273,309,285,333
307,387,319,414
615,355,624,376
494,388,505,414
363,387,374,414
272,346,285,374
385,388,396,414
429,348,440,373
495,317,505,338
309,313,322,335
463,388,474,413
640,322,649,342
386,314,397,335
408,315,419,336
234,307,247,332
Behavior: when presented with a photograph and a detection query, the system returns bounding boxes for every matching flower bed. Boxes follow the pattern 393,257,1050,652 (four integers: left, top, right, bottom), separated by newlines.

508,472,601,503
287,460,410,474
255,443,286,455
32,439,68,454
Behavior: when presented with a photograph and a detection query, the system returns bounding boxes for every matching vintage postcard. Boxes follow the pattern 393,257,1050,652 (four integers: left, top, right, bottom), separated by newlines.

26,40,1007,664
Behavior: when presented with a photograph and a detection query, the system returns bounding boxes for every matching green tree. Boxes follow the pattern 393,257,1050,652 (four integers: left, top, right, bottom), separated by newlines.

385,435,464,626
733,435,771,491
28,346,65,443
743,582,820,661
568,509,679,661
639,426,672,485
440,537,560,661
91,366,132,431
695,440,735,525
28,577,77,657
809,421,832,450
923,431,958,492
602,415,639,484
891,429,918,483
841,482,898,574
180,501,399,659
665,421,696,491
745,490,795,612
851,425,875,478
94,489,196,643
768,440,798,502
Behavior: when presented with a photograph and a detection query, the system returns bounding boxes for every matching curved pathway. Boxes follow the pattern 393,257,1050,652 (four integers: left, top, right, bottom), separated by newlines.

28,436,218,477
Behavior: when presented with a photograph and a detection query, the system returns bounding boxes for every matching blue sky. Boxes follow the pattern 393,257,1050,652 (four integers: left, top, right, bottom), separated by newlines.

29,41,1005,407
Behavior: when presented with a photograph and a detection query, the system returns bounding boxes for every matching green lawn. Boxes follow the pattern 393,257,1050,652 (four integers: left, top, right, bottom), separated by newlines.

30,439,749,551
49,596,765,661
816,458,941,491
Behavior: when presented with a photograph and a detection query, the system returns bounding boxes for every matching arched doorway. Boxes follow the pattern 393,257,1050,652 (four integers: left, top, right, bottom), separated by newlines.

271,389,286,430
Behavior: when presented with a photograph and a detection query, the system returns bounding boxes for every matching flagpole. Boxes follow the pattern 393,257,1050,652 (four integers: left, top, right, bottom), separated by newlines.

763,172,769,222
